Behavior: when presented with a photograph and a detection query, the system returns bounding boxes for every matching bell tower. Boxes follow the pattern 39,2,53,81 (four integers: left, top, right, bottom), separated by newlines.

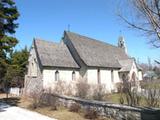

118,36,127,54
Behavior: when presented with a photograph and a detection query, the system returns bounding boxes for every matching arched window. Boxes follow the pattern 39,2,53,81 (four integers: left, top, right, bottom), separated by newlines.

55,70,59,81
97,69,101,84
111,70,114,82
72,71,75,81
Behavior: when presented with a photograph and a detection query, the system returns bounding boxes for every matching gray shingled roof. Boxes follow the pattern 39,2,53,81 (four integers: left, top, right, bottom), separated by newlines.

137,64,143,71
119,59,134,72
119,58,142,72
34,39,79,68
65,31,129,68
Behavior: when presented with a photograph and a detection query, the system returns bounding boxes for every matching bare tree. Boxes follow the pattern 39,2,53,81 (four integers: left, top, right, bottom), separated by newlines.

155,60,160,64
145,87,160,107
118,0,160,48
119,75,141,106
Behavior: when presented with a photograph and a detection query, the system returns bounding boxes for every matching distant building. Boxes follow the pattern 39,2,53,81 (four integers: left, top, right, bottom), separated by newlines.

24,31,142,94
143,71,158,80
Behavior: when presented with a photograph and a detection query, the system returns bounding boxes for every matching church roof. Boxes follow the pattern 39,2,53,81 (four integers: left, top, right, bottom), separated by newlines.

65,31,129,68
34,39,79,68
119,58,142,72
119,59,134,72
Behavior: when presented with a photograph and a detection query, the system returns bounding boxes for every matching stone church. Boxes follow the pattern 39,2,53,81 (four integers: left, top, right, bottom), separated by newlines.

25,31,142,94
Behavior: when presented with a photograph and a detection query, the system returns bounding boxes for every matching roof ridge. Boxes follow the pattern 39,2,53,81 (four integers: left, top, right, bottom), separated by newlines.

65,31,122,49
34,38,61,47
34,38,59,45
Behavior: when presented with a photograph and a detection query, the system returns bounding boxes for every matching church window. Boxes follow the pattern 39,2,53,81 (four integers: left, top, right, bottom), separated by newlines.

55,70,59,81
97,69,101,84
111,70,114,82
72,71,76,80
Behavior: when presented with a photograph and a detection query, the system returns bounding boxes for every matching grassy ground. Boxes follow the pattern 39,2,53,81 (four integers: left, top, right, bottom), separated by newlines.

0,93,113,120
140,80,160,89
105,93,122,104
105,93,160,107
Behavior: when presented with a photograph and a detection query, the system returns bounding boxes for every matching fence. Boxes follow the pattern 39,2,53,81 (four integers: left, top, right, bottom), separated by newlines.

9,87,22,96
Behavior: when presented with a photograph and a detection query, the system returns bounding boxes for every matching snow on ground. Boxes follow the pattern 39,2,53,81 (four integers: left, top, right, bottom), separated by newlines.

0,103,57,120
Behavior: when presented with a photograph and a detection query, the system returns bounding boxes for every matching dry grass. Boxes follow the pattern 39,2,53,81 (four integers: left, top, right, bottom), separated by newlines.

35,106,114,120
35,107,86,120
18,97,32,108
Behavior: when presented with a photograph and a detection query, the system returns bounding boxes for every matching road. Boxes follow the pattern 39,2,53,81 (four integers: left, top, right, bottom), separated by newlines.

0,102,57,120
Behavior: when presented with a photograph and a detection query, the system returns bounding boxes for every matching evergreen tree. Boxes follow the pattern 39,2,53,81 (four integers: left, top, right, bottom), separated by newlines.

0,0,19,93
5,47,29,88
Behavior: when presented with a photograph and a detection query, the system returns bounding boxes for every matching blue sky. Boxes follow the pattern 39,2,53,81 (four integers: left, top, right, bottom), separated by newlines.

14,0,159,63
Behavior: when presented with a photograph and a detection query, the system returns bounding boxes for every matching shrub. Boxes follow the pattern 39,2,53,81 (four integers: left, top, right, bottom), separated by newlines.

53,80,75,96
40,93,58,110
76,80,90,99
115,82,123,93
29,88,58,110
140,80,160,107
69,103,81,112
65,83,75,96
53,80,66,95
120,74,141,107
92,84,106,101
29,89,43,109
84,107,98,119
145,88,160,107
124,83,141,106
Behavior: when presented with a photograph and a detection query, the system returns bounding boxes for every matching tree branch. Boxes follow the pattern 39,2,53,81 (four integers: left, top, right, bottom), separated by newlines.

118,14,154,32
154,60,160,64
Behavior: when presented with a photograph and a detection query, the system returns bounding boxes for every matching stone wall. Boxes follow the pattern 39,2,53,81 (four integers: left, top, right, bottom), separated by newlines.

51,94,160,120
